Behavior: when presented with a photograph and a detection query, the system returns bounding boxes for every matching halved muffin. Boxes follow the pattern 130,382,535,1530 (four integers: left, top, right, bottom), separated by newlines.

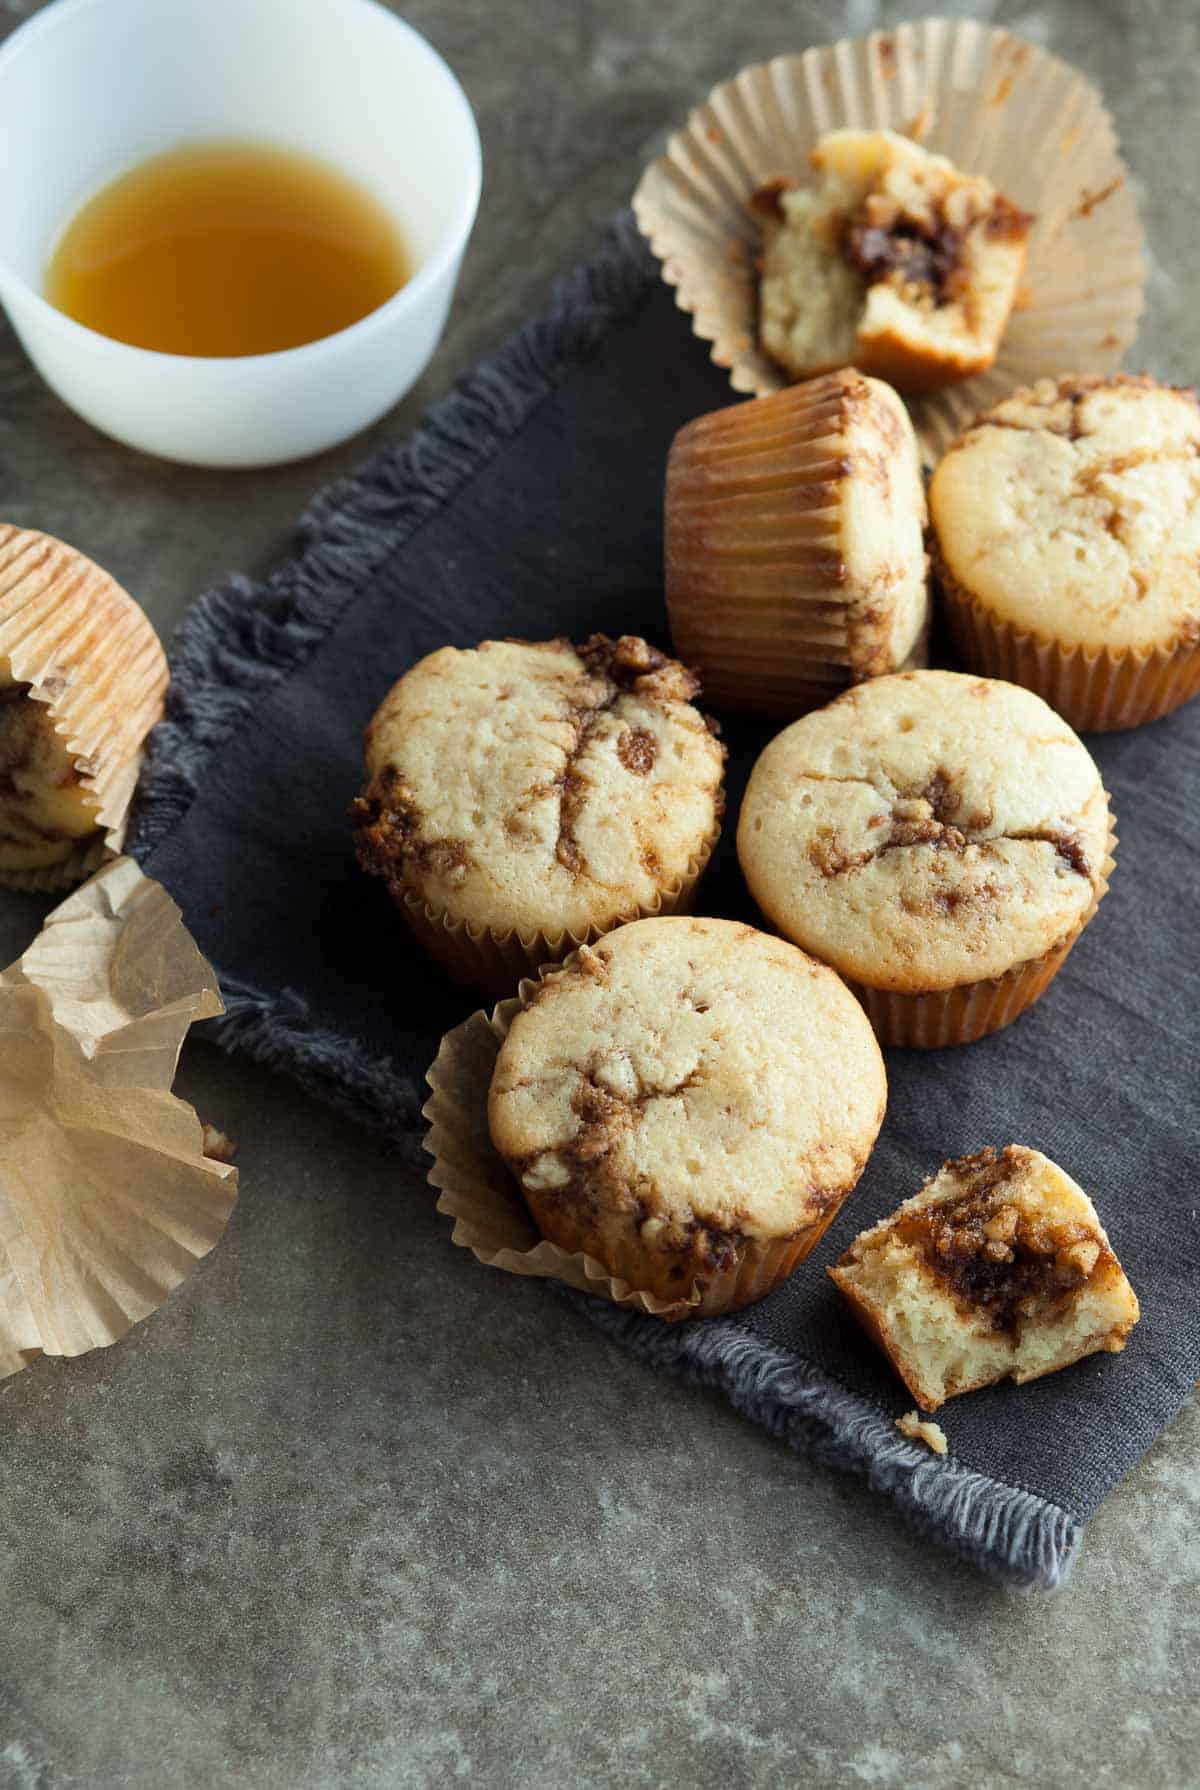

755,129,1032,393
830,1146,1139,1409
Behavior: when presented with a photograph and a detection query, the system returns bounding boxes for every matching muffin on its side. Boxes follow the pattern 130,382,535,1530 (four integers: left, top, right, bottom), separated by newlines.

830,1146,1140,1410
352,636,725,995
665,369,929,715
0,525,168,892
930,374,1200,731
754,129,1032,393
737,670,1114,1047
488,916,887,1317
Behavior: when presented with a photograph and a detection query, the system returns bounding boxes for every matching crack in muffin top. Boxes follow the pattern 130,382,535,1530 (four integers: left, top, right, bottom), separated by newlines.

930,375,1200,653
488,917,886,1244
352,636,725,939
737,670,1110,992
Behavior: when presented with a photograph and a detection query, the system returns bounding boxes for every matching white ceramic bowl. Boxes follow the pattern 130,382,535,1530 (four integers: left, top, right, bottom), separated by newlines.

0,0,482,468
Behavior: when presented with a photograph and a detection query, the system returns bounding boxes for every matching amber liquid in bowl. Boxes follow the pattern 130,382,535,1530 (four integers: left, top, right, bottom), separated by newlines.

45,141,412,357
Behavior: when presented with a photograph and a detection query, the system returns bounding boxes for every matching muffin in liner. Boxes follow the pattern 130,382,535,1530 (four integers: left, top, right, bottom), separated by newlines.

665,367,929,714
935,545,1200,738
633,18,1144,461
398,815,721,1000
0,856,238,1379
846,811,1116,1048
425,934,876,1321
354,636,726,1000
0,525,168,893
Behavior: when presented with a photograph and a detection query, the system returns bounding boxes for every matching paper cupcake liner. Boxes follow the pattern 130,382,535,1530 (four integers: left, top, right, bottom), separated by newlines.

401,817,721,999
665,369,928,714
846,812,1116,1047
424,956,837,1321
633,18,1144,462
0,526,168,892
936,552,1200,734
0,857,237,1378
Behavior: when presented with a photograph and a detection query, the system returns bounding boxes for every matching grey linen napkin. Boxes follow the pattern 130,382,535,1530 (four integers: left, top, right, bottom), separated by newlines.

128,213,1200,1591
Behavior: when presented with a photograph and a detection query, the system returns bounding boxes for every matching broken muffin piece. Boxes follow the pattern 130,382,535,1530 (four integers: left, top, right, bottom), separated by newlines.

829,1146,1138,1410
754,129,1032,394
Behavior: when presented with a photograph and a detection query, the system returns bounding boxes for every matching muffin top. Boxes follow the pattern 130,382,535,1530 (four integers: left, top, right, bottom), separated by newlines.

353,635,725,940
488,916,886,1249
930,374,1200,653
737,670,1110,993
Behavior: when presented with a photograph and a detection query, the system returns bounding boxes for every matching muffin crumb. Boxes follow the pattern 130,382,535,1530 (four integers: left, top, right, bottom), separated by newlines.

896,1411,948,1455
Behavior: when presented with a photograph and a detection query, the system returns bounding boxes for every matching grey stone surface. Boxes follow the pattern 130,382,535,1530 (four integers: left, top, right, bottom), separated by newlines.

0,0,1195,1785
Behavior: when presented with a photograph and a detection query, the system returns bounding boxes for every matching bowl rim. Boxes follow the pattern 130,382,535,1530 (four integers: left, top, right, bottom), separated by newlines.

0,0,483,373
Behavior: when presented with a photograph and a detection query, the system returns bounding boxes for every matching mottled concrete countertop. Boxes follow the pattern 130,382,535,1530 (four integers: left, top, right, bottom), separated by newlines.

0,2,1194,1786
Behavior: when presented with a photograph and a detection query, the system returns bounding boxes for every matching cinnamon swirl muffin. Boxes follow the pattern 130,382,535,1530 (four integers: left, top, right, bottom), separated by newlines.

488,916,887,1316
930,374,1200,730
352,636,725,994
737,670,1114,1046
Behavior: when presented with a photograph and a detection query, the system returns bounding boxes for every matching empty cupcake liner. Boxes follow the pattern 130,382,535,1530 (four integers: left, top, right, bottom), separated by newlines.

424,949,847,1321
846,810,1117,1048
401,816,722,999
0,525,169,892
633,18,1144,461
0,856,238,1379
936,554,1200,734
664,369,929,714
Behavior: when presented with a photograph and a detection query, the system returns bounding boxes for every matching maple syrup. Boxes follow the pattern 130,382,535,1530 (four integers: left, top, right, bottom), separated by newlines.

45,141,411,357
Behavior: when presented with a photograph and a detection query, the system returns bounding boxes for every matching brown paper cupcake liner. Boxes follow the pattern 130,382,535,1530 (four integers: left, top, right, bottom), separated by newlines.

0,526,168,892
665,370,928,714
424,956,837,1321
846,812,1117,1048
0,856,237,1379
633,18,1144,462
401,817,721,999
937,554,1200,734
